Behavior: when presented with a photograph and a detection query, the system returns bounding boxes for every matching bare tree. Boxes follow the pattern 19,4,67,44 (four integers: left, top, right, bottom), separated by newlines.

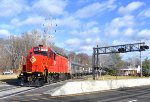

68,51,76,61
76,53,90,66
0,29,42,70
127,57,140,67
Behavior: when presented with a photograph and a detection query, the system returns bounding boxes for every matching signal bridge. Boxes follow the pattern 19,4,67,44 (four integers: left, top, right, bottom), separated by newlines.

92,42,149,80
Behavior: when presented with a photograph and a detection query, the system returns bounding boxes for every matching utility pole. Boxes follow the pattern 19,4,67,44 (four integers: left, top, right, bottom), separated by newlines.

43,17,56,46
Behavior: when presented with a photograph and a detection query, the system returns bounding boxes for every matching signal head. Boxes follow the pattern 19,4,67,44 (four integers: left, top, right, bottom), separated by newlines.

140,45,149,50
118,48,126,52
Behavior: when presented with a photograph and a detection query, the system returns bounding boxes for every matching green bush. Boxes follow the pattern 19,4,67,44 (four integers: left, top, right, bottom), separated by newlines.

105,68,117,76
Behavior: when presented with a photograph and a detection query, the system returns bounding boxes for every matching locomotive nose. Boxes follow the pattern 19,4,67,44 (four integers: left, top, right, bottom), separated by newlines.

30,56,36,63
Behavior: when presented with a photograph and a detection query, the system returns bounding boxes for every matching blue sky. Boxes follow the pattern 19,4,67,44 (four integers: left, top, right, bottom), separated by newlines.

0,0,150,59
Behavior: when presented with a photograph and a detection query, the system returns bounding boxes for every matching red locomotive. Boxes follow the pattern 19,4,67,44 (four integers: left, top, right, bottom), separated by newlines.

18,45,71,86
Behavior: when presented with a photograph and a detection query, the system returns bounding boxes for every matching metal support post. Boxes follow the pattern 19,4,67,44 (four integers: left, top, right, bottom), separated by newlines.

140,51,142,77
96,45,99,78
92,48,96,80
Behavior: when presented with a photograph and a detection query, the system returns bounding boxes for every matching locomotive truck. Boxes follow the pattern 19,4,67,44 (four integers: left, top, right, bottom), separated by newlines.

18,45,90,86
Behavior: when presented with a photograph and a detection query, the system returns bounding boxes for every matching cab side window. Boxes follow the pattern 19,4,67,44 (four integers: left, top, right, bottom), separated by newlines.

54,53,56,60
42,51,47,56
49,51,53,58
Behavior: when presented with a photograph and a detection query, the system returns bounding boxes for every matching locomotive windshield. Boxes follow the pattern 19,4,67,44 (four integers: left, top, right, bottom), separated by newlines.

34,51,48,56
34,47,48,56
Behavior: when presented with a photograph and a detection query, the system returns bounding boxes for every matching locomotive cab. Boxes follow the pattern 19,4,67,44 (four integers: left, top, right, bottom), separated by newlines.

26,45,50,72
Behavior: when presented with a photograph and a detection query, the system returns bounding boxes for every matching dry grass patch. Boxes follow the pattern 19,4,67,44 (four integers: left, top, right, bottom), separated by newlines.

87,75,144,80
0,74,19,84
0,74,18,80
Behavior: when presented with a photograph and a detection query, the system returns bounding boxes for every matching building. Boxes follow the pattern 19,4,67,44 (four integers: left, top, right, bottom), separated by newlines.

119,65,141,76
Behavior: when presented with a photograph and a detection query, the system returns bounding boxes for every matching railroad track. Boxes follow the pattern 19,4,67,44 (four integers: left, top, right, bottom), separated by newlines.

0,79,70,99
0,76,91,100
0,86,37,99
0,86,20,92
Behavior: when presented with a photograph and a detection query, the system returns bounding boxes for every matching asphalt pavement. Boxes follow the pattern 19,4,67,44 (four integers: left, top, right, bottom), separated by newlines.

0,83,150,102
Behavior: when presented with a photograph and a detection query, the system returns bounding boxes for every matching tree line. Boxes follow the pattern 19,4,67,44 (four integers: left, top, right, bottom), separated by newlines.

0,29,92,71
0,29,42,71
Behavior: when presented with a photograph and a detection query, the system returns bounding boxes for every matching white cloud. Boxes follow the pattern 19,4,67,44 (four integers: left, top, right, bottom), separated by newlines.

124,28,136,37
77,0,91,4
0,0,28,17
75,0,117,18
112,39,140,45
32,0,67,16
80,45,93,51
21,16,44,25
85,38,92,44
56,17,82,29
62,20,100,37
113,40,126,45
64,37,101,53
118,1,144,14
105,15,135,36
11,16,45,27
71,27,101,37
139,8,150,18
11,18,20,24
65,38,81,46
111,15,135,28
138,29,150,39
84,21,99,29
0,29,10,36
62,19,101,53
0,24,14,30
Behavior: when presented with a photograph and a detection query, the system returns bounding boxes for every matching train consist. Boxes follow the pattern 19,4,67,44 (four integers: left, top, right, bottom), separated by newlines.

18,45,91,86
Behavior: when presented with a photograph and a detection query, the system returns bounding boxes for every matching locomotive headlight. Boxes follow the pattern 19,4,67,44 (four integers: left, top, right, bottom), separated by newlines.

38,74,40,76
20,73,23,75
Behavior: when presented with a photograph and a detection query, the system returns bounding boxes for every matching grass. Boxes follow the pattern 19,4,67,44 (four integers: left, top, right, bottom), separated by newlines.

0,74,19,85
0,74,149,84
0,74,18,80
86,75,148,80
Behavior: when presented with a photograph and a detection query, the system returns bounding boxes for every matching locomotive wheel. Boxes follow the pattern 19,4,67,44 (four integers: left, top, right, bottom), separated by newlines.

18,79,25,86
28,81,32,87
18,76,26,86
35,79,40,87
59,74,67,81
47,76,54,84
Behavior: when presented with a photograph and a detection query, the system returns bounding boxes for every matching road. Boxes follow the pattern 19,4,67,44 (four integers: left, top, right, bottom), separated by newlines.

0,83,150,102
